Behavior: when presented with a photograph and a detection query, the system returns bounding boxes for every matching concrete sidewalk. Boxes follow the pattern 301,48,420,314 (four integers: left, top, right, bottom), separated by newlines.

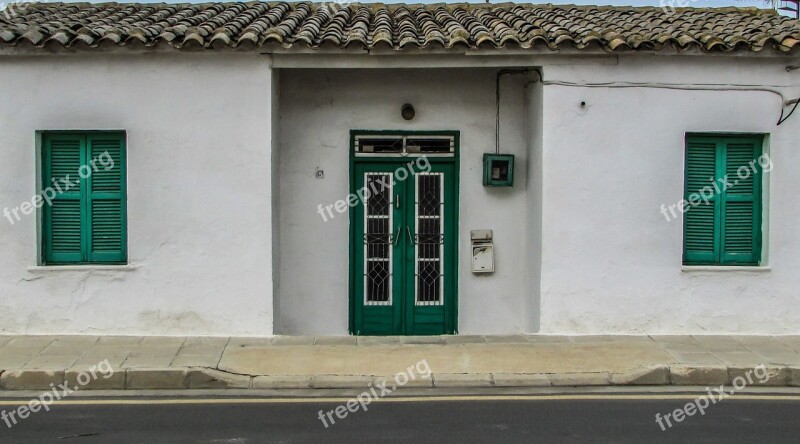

1,334,800,390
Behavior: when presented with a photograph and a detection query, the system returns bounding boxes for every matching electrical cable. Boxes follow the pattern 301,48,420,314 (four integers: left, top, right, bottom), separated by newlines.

496,69,541,154
540,80,797,125
778,98,800,125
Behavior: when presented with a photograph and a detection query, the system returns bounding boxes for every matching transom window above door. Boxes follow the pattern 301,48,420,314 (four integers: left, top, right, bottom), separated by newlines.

354,133,455,157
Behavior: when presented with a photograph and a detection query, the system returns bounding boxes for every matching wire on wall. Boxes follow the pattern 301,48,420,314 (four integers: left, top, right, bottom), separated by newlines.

540,80,798,126
496,69,542,154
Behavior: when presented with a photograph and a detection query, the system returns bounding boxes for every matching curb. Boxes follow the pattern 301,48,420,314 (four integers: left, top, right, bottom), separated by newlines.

0,365,798,390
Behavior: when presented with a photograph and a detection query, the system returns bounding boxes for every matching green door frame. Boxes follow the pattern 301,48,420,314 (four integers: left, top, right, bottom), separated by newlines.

348,130,460,335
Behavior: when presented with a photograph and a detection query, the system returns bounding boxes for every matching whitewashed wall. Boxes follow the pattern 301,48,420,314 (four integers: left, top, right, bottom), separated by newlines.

2,52,798,337
0,54,275,336
538,55,800,334
276,68,534,334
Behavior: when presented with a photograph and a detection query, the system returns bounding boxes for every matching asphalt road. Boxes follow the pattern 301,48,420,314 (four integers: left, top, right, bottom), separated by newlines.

1,395,799,443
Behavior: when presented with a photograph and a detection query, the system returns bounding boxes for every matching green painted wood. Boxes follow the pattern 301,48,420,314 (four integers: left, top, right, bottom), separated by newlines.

86,133,127,263
42,132,126,265
683,137,719,264
352,163,405,336
720,138,762,265
42,134,84,264
350,130,458,335
405,163,455,335
683,134,762,266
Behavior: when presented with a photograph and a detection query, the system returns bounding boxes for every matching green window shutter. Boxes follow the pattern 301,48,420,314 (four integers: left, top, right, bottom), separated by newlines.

720,138,762,265
683,135,763,266
683,137,720,264
86,133,127,263
42,131,126,265
43,134,86,264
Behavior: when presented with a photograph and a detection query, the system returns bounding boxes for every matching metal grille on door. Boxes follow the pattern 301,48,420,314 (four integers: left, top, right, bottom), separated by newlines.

415,172,444,306
363,173,393,306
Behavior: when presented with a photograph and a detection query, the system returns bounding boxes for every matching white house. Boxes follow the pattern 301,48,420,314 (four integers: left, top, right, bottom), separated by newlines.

1,2,799,337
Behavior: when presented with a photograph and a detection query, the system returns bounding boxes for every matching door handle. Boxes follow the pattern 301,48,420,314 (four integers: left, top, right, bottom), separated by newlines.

406,227,413,244
396,194,400,209
393,226,402,245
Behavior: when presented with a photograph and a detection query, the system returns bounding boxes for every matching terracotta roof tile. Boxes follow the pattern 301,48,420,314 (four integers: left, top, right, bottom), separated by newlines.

1,2,799,53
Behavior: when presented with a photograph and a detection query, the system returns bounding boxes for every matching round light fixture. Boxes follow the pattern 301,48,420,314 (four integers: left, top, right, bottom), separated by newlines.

401,103,415,120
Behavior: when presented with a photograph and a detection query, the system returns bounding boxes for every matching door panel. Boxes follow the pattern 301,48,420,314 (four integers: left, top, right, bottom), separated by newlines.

353,164,403,335
406,165,455,335
352,161,456,335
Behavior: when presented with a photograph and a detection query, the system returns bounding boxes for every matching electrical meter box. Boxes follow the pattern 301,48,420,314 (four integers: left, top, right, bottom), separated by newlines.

483,154,515,187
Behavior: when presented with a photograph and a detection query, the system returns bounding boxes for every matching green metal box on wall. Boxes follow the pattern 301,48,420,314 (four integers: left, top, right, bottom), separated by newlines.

483,154,515,187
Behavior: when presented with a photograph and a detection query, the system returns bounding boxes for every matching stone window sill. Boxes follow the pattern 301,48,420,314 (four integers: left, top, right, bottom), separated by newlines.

27,264,138,273
681,266,770,272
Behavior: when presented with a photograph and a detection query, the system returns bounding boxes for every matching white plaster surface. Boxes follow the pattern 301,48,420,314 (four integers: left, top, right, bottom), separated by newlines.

276,68,534,334
538,55,800,334
0,54,275,335
2,53,799,336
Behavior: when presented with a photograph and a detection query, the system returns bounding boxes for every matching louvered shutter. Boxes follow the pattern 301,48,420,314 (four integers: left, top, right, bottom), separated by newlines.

43,134,85,264
86,133,126,263
683,137,720,264
720,138,762,265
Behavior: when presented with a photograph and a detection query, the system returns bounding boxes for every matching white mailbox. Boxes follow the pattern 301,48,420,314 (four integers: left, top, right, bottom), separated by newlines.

471,229,494,273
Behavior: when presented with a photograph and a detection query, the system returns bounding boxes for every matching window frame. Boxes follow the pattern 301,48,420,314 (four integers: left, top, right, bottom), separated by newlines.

682,133,764,267
39,130,128,266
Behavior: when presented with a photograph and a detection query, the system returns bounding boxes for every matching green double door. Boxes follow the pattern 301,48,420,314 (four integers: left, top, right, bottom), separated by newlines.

351,160,457,335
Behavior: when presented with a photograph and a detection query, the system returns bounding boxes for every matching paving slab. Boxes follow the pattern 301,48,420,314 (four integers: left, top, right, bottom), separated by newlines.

372,374,434,388
23,355,80,370
122,355,175,369
0,355,34,370
666,351,724,365
126,368,187,389
171,355,221,367
66,367,126,390
271,336,315,346
252,375,312,389
42,337,98,354
433,373,493,388
713,351,765,366
177,344,226,356
311,375,372,389
729,366,789,387
0,370,63,390
400,336,444,345
96,336,142,346
549,373,611,386
441,335,485,344
139,336,186,346
313,336,358,346
669,365,729,385
186,368,250,389
228,337,273,348
357,336,401,346
610,365,670,385
692,336,750,352
183,337,229,347
491,373,551,387
6,336,58,348
482,335,527,344
789,366,800,387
